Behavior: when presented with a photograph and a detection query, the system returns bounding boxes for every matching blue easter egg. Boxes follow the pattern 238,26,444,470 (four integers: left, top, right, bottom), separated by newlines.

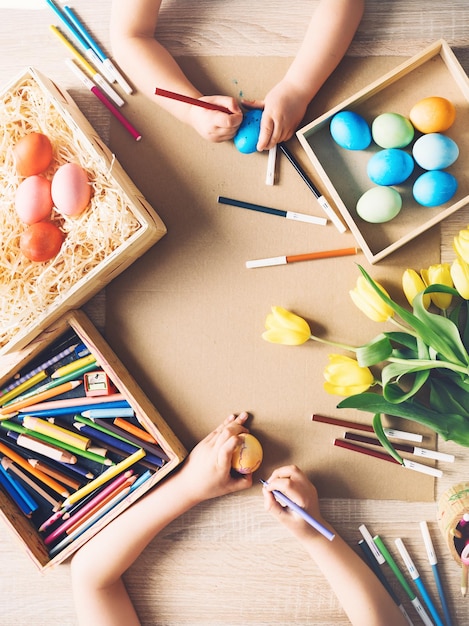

367,149,414,186
233,109,262,154
412,133,459,170
413,170,458,207
329,111,371,150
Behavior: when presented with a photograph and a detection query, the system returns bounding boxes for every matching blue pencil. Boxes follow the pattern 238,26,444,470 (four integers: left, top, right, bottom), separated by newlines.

0,463,38,516
420,521,453,626
20,400,131,417
260,479,335,541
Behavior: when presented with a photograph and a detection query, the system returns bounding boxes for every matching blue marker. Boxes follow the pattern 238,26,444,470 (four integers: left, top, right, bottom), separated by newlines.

420,522,453,626
396,538,445,626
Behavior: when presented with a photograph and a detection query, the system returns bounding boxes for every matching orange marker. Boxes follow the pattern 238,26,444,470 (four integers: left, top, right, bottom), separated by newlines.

246,247,358,268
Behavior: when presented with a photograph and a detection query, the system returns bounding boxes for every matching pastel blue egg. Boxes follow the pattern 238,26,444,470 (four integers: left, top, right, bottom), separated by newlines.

413,171,458,207
412,133,459,170
367,149,414,186
330,111,371,150
233,109,262,154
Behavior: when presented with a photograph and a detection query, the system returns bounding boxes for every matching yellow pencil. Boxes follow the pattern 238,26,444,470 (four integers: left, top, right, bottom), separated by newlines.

51,354,97,379
62,447,146,508
22,415,90,451
0,380,82,415
0,370,48,406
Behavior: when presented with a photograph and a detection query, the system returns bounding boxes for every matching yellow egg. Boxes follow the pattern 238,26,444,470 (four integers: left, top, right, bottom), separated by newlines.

409,97,456,134
231,433,263,474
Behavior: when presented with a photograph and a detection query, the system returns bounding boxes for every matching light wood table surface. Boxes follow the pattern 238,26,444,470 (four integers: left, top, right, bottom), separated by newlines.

1,2,469,625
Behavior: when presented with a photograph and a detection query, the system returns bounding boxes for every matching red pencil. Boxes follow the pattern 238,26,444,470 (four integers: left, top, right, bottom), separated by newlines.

154,87,233,115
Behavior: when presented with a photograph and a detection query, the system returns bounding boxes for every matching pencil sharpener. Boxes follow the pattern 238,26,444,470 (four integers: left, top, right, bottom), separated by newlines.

83,370,116,396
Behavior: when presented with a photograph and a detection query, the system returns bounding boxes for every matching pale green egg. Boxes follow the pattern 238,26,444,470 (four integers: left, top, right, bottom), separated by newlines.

356,186,402,223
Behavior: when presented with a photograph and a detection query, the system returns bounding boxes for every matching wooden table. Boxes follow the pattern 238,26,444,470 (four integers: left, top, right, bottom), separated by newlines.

1,2,469,624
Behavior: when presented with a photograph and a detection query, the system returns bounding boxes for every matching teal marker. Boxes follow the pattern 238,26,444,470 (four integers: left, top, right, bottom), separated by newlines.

373,535,434,626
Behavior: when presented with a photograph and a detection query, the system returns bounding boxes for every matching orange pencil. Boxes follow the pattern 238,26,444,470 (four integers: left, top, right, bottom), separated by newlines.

0,441,69,497
0,380,82,415
113,417,158,444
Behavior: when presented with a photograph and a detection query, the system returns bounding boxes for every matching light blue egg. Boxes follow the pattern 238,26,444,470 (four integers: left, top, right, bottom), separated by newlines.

412,133,459,170
233,109,262,154
356,186,402,223
367,149,414,186
413,171,458,207
329,111,371,150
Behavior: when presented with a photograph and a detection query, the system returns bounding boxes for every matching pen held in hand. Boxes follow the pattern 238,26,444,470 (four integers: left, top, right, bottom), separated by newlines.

155,87,233,114
260,479,335,541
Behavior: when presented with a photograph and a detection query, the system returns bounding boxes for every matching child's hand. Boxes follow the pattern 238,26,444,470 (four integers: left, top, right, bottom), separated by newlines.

262,465,326,540
188,96,243,142
178,412,253,503
243,80,309,151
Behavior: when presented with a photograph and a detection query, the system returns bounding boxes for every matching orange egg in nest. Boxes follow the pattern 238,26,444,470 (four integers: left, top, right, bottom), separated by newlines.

409,96,456,134
13,132,53,177
231,433,263,474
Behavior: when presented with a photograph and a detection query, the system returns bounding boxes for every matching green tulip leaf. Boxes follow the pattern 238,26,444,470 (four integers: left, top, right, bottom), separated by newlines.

356,333,392,367
381,361,429,402
372,413,403,464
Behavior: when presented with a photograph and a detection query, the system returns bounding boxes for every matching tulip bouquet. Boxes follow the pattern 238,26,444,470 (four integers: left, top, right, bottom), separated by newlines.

263,226,469,464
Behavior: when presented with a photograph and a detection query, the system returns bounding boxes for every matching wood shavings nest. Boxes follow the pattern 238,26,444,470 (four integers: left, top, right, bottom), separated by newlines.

0,76,142,350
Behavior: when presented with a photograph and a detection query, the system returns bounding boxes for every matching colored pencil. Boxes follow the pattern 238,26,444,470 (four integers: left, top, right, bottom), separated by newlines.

265,145,277,185
61,447,145,509
155,87,233,114
44,0,115,82
260,479,335,541
7,431,77,465
93,418,169,461
27,459,81,491
0,380,82,415
66,59,141,141
0,441,69,497
217,195,327,226
246,246,358,269
57,460,94,480
23,415,90,450
49,485,133,558
49,25,124,106
344,432,454,462
419,522,453,626
1,458,62,510
51,353,97,379
18,393,127,413
2,420,111,466
43,470,135,545
395,538,444,626
333,439,443,477
113,417,158,444
62,4,133,93
81,407,135,419
0,371,48,406
311,414,423,443
0,463,38,516
0,343,78,396
278,142,346,233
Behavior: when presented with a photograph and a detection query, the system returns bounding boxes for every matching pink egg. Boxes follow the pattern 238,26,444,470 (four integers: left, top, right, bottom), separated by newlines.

15,175,53,224
51,163,92,217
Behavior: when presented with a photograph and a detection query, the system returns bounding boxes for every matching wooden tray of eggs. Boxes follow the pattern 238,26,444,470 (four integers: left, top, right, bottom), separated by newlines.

0,67,166,355
297,39,469,264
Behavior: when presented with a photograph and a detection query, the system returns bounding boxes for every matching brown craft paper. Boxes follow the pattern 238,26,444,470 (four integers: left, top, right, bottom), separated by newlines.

106,56,441,501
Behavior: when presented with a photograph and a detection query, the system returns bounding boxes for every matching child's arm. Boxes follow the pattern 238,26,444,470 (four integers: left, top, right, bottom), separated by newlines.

253,0,365,150
110,0,243,142
262,465,408,626
71,412,252,626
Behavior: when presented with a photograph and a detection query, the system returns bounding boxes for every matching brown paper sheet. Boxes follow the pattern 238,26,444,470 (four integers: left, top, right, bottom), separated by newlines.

106,56,441,500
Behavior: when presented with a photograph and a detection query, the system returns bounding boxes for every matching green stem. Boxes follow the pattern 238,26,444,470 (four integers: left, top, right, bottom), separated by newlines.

388,317,419,337
387,356,468,375
309,334,357,352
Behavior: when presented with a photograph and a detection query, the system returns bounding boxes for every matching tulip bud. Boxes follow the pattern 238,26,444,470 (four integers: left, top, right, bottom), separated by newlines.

262,306,311,345
323,354,374,396
350,276,394,322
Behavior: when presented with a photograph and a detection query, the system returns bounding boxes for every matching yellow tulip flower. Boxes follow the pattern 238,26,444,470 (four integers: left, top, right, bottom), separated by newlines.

402,269,431,309
451,257,469,300
323,354,374,396
262,306,311,345
420,263,453,310
349,276,394,322
453,227,469,264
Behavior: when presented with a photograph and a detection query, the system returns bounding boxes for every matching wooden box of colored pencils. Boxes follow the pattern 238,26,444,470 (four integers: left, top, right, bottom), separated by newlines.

297,40,469,264
0,67,167,356
0,310,187,570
